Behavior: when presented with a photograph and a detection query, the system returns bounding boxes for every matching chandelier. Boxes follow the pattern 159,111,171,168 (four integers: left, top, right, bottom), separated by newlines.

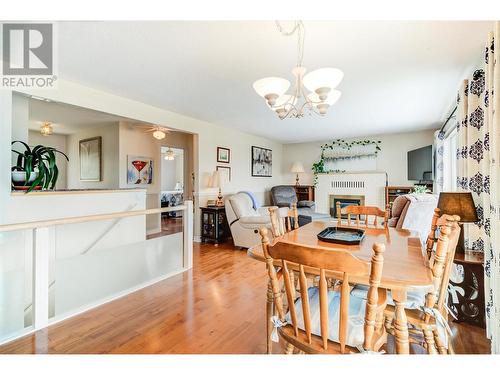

253,21,343,119
164,148,175,160
40,122,53,136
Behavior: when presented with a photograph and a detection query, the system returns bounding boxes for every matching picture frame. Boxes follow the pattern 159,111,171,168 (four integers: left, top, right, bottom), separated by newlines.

216,165,231,182
79,136,102,181
251,146,272,177
217,147,230,163
127,155,154,185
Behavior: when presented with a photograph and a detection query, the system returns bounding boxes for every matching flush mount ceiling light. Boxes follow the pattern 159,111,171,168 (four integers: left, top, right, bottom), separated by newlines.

253,21,343,119
152,128,167,140
164,148,175,160
40,122,53,136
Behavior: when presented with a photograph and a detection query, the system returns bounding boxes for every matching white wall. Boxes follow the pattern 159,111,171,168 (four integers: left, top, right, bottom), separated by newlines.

1,81,283,235
28,130,68,190
66,122,120,190
282,129,436,187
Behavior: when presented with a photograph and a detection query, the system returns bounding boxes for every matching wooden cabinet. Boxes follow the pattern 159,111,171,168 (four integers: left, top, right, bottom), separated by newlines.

385,186,413,210
200,206,229,245
293,185,315,201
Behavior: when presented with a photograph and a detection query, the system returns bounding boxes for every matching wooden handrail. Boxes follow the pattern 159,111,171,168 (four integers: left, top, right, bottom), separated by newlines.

0,205,188,233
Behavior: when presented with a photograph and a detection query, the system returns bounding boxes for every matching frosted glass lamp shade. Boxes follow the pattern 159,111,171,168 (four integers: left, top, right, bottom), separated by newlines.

153,130,166,140
253,77,290,99
303,68,344,93
290,161,305,173
308,90,342,106
267,94,297,111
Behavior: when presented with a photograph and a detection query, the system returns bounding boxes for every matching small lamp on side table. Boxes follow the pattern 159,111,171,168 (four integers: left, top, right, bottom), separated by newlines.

437,192,479,254
210,170,225,207
290,161,305,187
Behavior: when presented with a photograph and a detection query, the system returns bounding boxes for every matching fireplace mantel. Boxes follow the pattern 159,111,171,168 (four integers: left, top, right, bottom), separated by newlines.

315,172,388,214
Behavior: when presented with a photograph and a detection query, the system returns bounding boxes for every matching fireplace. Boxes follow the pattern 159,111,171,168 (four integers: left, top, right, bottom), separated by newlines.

329,194,365,218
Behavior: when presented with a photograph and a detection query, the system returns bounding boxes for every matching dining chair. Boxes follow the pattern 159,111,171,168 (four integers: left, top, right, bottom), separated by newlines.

268,203,299,237
383,214,461,354
336,202,390,228
259,226,387,354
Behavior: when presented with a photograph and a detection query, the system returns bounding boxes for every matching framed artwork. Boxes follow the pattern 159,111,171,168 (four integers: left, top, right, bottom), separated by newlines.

217,147,230,163
216,165,231,182
127,155,153,184
251,146,272,177
79,137,102,181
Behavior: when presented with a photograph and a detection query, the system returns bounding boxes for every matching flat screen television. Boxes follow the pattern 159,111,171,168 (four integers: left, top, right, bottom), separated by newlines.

407,145,433,181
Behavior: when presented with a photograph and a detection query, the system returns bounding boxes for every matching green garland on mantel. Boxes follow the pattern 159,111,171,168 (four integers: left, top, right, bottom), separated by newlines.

311,139,382,185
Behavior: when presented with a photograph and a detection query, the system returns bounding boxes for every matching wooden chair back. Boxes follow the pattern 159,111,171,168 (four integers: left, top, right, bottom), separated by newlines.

336,202,389,228
259,227,385,353
268,204,299,237
423,214,461,318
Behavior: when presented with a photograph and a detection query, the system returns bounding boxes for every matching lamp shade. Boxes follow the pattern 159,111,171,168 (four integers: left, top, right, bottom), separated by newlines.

210,170,222,188
290,161,305,173
174,182,183,191
253,77,290,98
307,90,342,106
303,68,344,92
437,192,478,222
267,94,297,111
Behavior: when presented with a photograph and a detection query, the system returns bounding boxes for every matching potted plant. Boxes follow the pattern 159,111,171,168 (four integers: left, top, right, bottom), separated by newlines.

11,141,69,193
412,185,431,194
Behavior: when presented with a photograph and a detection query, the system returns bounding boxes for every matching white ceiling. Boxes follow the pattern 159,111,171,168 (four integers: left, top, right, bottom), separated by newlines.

56,21,493,143
27,97,130,134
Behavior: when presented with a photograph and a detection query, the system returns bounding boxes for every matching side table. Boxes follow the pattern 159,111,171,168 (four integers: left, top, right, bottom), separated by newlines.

447,251,485,328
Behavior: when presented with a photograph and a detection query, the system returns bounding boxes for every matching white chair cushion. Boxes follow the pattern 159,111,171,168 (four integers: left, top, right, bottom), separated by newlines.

285,287,367,348
350,284,426,310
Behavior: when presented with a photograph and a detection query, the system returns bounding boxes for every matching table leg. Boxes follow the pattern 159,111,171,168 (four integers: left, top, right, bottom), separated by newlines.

392,289,409,354
266,279,273,354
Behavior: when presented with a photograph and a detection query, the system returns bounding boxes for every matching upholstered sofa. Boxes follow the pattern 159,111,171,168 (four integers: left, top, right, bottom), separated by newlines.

270,185,330,226
388,193,438,243
225,192,287,249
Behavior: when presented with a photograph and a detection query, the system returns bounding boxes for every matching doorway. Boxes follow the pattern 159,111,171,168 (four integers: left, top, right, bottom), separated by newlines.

159,146,185,235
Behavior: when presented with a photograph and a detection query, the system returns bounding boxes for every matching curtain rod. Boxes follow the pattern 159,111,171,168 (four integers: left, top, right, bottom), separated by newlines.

439,106,457,133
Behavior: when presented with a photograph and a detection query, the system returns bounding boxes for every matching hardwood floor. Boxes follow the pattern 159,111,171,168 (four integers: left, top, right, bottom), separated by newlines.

147,216,183,240
0,241,491,354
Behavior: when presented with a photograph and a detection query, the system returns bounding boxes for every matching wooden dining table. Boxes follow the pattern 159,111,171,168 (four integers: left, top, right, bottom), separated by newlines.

247,220,434,354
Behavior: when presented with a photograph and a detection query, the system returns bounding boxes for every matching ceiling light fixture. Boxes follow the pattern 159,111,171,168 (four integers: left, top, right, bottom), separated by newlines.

164,148,175,160
40,122,53,136
153,128,166,140
253,21,343,119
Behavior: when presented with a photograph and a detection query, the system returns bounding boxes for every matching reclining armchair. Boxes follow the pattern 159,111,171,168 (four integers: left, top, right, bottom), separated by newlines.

270,185,330,226
225,192,287,248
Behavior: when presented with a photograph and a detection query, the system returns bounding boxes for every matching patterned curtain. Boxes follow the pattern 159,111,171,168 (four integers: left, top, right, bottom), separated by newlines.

434,130,445,194
455,25,500,353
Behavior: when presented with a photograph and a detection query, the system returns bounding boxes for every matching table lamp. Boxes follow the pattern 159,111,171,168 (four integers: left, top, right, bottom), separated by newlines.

174,182,183,191
437,192,478,253
290,161,305,186
210,170,224,207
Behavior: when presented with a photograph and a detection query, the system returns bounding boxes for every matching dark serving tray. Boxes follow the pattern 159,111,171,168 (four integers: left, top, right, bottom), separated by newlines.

317,226,365,245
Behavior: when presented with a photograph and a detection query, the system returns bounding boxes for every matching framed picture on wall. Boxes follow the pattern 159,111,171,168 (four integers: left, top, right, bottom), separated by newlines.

251,146,272,177
79,136,102,181
216,165,231,182
217,147,230,163
127,155,153,184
